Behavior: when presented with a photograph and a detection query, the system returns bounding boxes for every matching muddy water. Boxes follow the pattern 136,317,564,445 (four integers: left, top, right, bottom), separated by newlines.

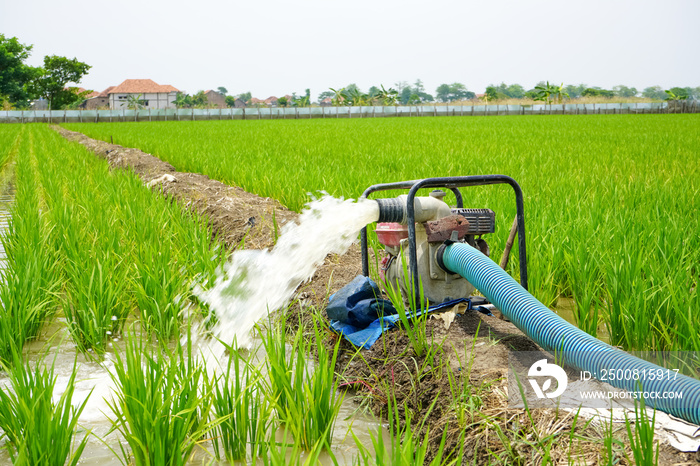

0,327,386,464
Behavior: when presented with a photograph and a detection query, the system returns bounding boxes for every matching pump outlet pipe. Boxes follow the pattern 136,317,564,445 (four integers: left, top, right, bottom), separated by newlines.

437,242,700,425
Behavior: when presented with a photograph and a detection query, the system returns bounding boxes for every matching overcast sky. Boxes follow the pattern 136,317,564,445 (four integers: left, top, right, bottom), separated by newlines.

2,0,698,99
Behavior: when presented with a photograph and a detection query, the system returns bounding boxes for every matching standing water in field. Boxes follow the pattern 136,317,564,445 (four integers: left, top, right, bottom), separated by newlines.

194,195,379,357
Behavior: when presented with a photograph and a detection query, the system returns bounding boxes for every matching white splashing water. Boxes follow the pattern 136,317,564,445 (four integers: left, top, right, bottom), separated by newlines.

193,195,379,361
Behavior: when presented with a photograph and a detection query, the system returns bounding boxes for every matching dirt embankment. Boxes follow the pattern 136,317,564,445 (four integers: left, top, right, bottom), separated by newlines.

56,127,695,465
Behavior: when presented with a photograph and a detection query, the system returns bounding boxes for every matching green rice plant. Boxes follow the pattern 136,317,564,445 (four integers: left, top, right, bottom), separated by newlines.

105,332,214,466
66,115,700,352
211,344,273,463
0,349,91,465
133,247,184,340
0,130,60,363
353,394,462,466
261,427,328,466
62,251,129,356
383,248,430,357
446,324,489,427
261,314,344,451
625,393,659,466
599,409,623,465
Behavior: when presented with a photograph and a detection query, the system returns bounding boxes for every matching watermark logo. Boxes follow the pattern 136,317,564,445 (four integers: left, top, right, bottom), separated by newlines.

528,359,568,399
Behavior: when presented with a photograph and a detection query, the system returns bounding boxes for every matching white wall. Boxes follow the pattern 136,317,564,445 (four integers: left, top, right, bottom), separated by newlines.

109,92,177,110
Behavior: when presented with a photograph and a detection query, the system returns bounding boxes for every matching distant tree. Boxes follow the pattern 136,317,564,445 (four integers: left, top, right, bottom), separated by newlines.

329,87,346,106
277,96,288,107
191,90,208,107
217,86,228,95
394,81,409,94
484,86,499,102
225,95,236,107
399,87,412,105
368,86,380,98
534,82,568,104
613,85,638,98
174,92,207,108
173,92,192,108
29,55,91,109
564,84,587,99
505,84,525,99
317,90,334,102
237,91,252,103
436,83,474,102
581,87,614,98
126,93,146,109
642,86,665,100
0,34,39,108
668,87,690,99
374,85,398,105
292,89,310,107
664,88,688,101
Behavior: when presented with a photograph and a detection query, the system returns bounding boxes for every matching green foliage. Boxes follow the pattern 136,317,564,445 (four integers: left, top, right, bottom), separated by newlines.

581,87,614,98
217,86,228,95
211,345,272,463
625,395,659,466
664,88,688,101
0,34,39,108
436,82,475,102
534,81,569,104
261,315,344,451
173,90,208,108
238,91,252,103
353,394,462,466
224,95,236,107
0,350,91,465
642,85,666,100
106,334,214,466
29,55,91,109
126,93,146,109
613,85,638,98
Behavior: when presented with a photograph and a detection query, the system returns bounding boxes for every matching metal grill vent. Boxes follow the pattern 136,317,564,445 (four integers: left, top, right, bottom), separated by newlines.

450,208,496,234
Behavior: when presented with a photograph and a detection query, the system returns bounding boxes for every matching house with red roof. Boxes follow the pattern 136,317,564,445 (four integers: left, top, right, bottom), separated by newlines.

107,79,179,109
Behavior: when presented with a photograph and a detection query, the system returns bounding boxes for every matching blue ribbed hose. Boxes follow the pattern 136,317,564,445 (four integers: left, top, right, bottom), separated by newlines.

441,242,700,425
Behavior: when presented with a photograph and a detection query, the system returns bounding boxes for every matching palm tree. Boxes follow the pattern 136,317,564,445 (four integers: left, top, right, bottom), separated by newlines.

126,93,145,110
375,85,398,106
329,87,346,106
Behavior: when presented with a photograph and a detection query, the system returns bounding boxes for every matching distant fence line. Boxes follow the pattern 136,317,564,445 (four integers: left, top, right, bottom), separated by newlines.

1,101,697,123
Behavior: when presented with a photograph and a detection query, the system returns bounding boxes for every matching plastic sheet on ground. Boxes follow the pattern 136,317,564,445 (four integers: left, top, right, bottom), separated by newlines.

329,296,492,349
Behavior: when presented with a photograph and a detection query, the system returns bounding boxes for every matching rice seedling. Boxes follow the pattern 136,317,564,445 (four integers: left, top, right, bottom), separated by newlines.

0,348,91,465
105,332,214,466
66,115,700,352
625,394,660,466
261,313,345,451
352,394,462,466
211,343,273,463
382,248,432,358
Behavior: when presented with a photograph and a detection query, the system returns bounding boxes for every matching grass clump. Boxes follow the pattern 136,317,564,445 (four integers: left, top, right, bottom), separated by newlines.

0,350,90,465
106,333,213,465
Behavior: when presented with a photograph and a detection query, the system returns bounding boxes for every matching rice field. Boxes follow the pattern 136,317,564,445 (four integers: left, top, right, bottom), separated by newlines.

67,115,700,353
0,125,364,464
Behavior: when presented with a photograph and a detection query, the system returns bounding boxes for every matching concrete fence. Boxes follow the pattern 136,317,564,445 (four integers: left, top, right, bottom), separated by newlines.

1,101,697,124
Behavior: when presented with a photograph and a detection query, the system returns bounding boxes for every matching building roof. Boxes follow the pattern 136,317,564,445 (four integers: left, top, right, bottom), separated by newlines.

250,97,265,104
95,86,115,98
108,79,179,95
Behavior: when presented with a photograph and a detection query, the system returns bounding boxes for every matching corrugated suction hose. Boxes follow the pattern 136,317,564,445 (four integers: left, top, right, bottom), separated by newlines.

439,242,700,425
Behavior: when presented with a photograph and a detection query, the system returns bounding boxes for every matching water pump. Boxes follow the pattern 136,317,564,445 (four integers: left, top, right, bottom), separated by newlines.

360,175,529,305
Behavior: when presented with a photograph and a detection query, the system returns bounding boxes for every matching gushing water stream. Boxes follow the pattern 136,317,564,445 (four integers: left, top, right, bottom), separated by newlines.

194,195,379,359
